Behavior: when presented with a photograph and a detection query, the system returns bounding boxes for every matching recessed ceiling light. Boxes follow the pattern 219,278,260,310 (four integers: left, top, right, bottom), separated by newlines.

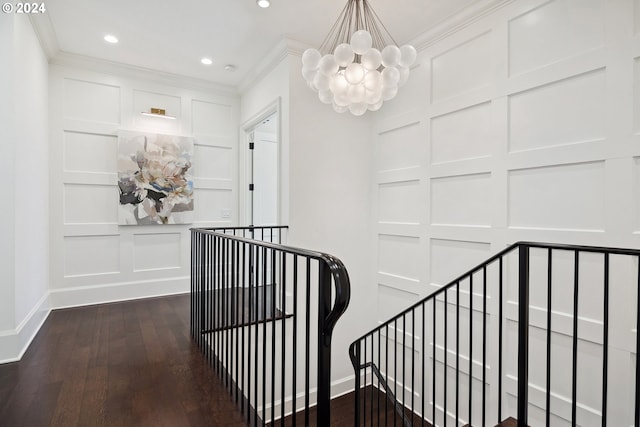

256,0,270,8
201,57,213,65
104,34,118,44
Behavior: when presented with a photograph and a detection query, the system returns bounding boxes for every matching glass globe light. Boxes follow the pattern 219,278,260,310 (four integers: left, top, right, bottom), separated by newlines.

345,63,365,85
330,72,349,96
314,72,331,91
302,48,322,70
381,45,401,67
364,88,382,104
361,48,382,70
318,89,334,104
349,102,368,116
319,54,339,76
381,85,398,101
363,70,382,91
302,67,317,84
334,92,350,107
333,103,349,113
334,43,355,67
347,83,366,103
381,66,400,86
399,45,417,68
368,100,384,111
350,30,372,55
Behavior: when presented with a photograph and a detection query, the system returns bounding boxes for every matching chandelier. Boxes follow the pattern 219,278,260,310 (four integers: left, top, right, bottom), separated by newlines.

301,0,417,116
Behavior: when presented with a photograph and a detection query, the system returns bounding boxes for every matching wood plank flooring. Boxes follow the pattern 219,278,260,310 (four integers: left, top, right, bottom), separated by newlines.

0,294,249,427
0,294,517,427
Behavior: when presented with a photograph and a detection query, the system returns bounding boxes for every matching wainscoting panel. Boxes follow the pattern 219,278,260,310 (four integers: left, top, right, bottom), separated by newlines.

63,131,117,173
431,31,493,103
50,64,239,307
431,173,492,227
378,180,421,224
369,0,639,424
63,78,120,124
508,69,606,152
508,161,606,231
508,0,605,77
431,102,493,165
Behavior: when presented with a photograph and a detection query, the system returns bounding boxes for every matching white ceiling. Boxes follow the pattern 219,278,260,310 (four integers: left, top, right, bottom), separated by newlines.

44,0,485,87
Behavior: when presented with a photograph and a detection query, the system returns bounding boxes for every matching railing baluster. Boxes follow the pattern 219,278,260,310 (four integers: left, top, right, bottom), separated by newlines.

444,289,448,427
371,333,374,426
234,240,239,403
305,258,311,427
469,274,473,427
636,257,640,427
292,255,298,427
602,253,609,427
262,246,267,425
281,253,286,427
363,334,368,425
402,314,406,426
271,248,276,426
394,318,398,427
482,266,487,427
498,258,503,426
411,310,415,426
517,245,530,427
387,322,390,427
571,250,579,427
377,328,381,425
546,249,552,427
432,298,436,427
248,243,254,423
354,342,362,427
421,303,425,427
241,241,246,412
456,281,460,425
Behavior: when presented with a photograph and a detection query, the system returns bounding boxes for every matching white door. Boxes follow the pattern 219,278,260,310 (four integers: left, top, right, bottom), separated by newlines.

249,112,279,231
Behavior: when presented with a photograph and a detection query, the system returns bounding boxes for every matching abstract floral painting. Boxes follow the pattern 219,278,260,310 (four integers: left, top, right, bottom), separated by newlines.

117,131,194,225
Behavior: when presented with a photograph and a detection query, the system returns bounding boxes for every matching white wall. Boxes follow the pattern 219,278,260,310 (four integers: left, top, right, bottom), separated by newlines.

287,55,376,393
0,14,50,363
240,49,376,401
48,59,239,308
0,14,17,335
370,0,640,425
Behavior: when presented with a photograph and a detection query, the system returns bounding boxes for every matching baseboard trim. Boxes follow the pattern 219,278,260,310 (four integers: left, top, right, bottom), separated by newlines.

0,292,51,364
49,276,190,309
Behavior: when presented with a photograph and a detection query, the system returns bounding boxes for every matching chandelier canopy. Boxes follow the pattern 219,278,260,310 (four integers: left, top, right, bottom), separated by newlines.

301,0,416,116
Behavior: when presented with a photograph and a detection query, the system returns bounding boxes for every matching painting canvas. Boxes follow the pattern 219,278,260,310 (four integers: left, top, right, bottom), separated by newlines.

118,131,194,225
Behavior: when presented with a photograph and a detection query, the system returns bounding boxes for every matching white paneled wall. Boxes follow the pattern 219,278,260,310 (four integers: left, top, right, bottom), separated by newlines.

372,0,640,425
49,64,238,307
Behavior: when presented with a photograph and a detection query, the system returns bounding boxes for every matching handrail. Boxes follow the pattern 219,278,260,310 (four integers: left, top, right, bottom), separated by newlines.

190,225,351,426
350,241,640,427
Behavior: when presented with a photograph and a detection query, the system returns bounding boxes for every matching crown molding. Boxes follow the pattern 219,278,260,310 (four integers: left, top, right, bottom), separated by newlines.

237,37,307,95
29,13,59,60
411,0,514,51
51,51,238,96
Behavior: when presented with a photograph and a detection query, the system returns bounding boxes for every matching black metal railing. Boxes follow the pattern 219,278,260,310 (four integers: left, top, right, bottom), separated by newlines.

349,242,640,427
191,225,350,426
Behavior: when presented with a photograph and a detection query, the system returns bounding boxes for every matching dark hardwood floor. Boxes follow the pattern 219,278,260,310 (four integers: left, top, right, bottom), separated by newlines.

0,294,515,427
0,294,249,427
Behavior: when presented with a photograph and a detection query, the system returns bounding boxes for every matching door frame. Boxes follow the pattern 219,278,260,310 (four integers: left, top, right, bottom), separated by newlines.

239,97,281,227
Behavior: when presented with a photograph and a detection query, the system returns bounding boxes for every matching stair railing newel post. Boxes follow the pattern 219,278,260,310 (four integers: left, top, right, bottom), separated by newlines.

317,261,333,426
517,244,530,427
